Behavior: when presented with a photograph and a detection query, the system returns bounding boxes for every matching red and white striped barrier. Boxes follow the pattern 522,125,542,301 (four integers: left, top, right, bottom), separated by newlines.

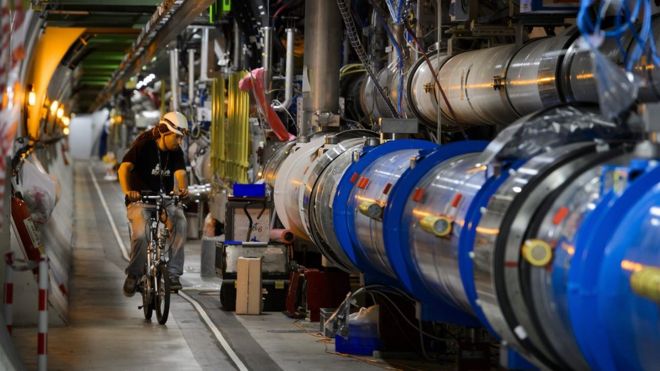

37,256,48,371
3,251,49,370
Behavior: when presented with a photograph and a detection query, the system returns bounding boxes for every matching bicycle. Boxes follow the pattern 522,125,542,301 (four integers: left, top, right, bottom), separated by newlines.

137,192,181,325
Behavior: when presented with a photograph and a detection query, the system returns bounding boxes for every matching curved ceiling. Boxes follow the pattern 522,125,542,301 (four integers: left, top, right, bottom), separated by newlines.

38,0,161,111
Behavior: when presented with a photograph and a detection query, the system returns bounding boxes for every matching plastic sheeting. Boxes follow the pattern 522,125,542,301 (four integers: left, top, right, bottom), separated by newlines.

477,105,642,165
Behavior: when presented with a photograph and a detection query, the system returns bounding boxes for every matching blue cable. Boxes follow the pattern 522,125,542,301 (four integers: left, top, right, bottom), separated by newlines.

578,0,660,72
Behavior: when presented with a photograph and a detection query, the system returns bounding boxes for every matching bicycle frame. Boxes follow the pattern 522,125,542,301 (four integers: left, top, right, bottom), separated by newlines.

142,195,174,294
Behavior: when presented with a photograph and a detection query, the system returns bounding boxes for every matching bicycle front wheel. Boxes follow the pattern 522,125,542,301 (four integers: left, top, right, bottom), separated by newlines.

155,263,171,324
142,275,154,320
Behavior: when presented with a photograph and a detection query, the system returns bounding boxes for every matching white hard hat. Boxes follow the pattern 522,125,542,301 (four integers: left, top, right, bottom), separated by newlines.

160,111,189,136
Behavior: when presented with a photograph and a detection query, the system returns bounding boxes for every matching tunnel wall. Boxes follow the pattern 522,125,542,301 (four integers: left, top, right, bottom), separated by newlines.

11,141,73,326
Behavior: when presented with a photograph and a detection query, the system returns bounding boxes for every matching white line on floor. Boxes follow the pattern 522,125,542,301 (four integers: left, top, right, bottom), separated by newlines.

89,166,247,370
88,166,130,261
178,290,249,371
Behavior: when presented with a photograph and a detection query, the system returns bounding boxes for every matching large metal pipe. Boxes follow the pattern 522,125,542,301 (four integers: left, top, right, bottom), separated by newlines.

201,28,209,81
273,28,295,112
188,49,195,106
302,0,342,136
436,0,442,141
169,48,180,111
262,26,274,103
232,19,241,70
364,18,660,129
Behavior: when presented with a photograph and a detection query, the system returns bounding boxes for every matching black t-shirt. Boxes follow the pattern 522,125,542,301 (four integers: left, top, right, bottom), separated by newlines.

121,130,186,204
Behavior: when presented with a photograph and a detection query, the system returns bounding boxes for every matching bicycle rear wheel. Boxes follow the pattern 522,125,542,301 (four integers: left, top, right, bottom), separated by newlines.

155,263,171,324
142,275,154,320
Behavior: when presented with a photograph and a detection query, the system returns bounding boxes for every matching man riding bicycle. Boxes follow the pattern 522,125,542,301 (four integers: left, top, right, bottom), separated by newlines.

118,111,190,297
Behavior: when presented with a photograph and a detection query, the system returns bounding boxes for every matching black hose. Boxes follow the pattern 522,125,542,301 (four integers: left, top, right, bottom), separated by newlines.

243,202,254,241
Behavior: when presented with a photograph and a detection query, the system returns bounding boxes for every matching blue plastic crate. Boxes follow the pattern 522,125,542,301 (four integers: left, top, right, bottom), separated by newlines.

334,334,381,356
232,183,266,198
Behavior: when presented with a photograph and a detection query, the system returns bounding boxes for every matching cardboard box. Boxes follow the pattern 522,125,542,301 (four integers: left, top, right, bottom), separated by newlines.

236,257,262,315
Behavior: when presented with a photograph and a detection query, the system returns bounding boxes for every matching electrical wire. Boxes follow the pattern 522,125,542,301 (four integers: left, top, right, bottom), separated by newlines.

578,0,660,72
401,21,468,140
348,285,453,344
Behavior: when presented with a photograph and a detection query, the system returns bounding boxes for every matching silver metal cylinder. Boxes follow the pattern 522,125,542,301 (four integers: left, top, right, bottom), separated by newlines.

169,48,180,111
310,141,365,272
233,19,241,70
262,142,296,188
303,0,341,133
437,45,519,125
350,149,423,278
473,141,598,369
525,165,606,371
201,28,209,81
561,36,623,103
407,53,452,126
273,28,295,111
273,136,327,241
188,49,195,106
506,36,571,114
403,20,660,129
272,131,373,244
262,26,274,103
305,135,372,272
405,152,485,313
436,0,443,141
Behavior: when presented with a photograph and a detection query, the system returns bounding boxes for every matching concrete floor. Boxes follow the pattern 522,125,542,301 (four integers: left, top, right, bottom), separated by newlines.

10,162,399,370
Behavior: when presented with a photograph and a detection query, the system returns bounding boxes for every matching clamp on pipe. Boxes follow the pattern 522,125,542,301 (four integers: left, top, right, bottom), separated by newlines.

358,201,383,220
630,267,660,303
419,215,452,237
522,239,553,267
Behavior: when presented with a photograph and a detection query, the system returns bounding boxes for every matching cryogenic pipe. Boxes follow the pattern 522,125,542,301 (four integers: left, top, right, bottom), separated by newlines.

302,0,342,134
233,19,241,70
273,28,295,111
403,36,572,127
169,48,180,111
262,26,274,103
398,19,660,128
188,49,195,106
201,28,209,81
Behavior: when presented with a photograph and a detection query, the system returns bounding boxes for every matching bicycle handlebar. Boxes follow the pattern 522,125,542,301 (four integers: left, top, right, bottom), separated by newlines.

140,193,181,204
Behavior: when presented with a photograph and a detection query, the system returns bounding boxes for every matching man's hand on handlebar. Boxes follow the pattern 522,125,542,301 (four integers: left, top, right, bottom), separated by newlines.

127,190,141,202
176,187,189,199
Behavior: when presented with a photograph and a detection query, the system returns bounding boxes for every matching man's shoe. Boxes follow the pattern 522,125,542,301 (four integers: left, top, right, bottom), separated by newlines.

123,275,138,297
170,276,182,291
